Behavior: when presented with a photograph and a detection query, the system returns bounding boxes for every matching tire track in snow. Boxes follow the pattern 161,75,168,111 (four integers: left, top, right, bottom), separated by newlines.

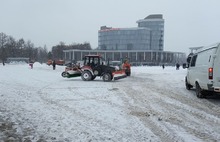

0,88,51,141
145,78,220,124
148,89,220,141
143,95,220,141
124,74,220,141
37,82,156,141
112,78,178,142
131,73,220,120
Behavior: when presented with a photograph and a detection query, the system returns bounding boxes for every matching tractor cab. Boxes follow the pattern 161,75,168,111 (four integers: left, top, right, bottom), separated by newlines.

83,55,105,68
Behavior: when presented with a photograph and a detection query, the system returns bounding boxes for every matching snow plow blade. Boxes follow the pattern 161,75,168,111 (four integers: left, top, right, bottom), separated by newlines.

113,74,127,80
61,71,81,78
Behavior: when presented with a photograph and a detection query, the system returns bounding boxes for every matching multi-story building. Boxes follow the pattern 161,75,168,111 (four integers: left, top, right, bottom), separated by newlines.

98,14,164,51
98,27,151,50
63,14,186,65
137,14,164,51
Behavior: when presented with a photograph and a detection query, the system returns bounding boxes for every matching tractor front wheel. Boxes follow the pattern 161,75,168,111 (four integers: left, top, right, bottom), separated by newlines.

81,71,92,81
61,72,66,77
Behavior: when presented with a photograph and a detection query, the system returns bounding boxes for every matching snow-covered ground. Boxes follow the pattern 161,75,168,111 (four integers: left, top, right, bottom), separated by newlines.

0,63,220,142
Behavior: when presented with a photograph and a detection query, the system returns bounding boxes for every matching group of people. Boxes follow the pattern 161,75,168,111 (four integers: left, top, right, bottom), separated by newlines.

28,60,56,70
161,63,181,70
1,59,57,70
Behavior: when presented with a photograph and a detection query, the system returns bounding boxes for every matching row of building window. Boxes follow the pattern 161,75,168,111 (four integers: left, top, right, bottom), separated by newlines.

63,50,186,66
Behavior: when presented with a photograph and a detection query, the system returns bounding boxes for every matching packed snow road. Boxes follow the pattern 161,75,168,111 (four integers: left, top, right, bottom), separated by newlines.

0,63,220,142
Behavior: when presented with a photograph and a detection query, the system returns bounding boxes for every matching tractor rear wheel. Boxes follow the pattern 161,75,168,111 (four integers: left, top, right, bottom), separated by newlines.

81,71,92,81
102,73,112,82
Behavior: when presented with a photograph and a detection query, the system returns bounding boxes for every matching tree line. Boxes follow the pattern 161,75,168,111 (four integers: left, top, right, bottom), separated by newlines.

0,32,91,63
51,41,91,61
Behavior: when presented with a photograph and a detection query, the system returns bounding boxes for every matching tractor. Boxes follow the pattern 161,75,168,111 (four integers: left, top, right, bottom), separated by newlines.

62,54,127,82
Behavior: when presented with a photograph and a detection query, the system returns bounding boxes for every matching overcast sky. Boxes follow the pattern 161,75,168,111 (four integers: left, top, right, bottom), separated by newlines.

1,0,220,54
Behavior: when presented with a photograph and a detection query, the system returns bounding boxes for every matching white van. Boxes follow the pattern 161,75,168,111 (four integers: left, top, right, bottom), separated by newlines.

185,42,220,98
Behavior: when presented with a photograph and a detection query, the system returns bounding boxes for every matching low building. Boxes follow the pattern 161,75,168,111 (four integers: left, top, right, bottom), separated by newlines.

63,49,186,66
6,57,29,64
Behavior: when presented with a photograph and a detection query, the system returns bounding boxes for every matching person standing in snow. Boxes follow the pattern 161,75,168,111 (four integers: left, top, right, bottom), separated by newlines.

176,63,180,70
162,64,165,69
52,60,56,70
29,60,34,69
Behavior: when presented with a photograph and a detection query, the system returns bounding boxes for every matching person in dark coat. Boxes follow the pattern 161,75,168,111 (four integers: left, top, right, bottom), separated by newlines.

176,63,180,70
52,60,56,70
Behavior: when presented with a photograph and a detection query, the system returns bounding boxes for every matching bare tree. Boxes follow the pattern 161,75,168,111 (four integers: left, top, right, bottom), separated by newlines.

16,38,25,57
6,36,16,57
0,32,8,61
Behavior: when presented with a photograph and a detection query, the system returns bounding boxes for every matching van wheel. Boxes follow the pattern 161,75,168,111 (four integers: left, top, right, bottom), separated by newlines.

196,82,205,98
185,77,192,90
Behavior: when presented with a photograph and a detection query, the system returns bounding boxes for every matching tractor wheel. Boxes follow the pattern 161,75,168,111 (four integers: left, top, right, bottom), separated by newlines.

102,73,112,82
93,69,100,76
66,72,70,78
81,71,92,81
61,72,66,77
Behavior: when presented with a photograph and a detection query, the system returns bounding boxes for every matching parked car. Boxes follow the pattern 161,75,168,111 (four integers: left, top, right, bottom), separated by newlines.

47,59,65,66
185,42,220,98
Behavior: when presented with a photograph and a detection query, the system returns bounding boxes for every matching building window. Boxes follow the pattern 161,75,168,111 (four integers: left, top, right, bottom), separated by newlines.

127,43,133,50
101,44,107,50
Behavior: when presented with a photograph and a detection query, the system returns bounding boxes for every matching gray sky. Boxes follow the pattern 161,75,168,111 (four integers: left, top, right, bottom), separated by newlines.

1,0,220,54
